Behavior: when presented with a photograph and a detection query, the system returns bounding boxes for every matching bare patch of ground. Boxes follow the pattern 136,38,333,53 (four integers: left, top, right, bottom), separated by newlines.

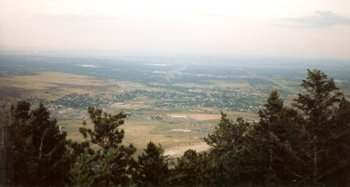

169,113,221,121
164,142,211,157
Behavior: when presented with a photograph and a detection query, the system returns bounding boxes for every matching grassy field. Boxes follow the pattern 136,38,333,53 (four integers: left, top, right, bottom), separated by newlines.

0,72,123,100
58,108,258,157
59,117,212,157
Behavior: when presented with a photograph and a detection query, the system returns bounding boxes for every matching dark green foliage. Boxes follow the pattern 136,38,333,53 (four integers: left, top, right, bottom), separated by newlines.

258,90,284,123
80,107,127,149
294,69,342,119
203,114,254,185
205,113,250,152
293,69,349,185
329,97,350,185
174,149,209,185
248,90,302,185
0,101,68,186
135,141,169,186
65,140,96,186
69,106,137,186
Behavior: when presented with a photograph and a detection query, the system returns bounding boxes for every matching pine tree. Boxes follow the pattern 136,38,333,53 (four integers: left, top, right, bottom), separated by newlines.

71,106,137,186
204,113,252,185
293,69,345,185
65,140,96,186
1,101,68,186
205,113,250,152
322,96,350,185
249,90,301,185
135,141,169,186
258,90,284,123
174,149,209,185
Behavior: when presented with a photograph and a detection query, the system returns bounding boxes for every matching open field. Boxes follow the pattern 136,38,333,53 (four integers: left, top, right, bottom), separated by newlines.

60,117,214,156
57,106,259,157
0,72,122,100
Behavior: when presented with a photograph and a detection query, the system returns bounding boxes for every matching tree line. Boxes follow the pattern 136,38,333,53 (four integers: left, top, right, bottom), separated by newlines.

1,69,349,186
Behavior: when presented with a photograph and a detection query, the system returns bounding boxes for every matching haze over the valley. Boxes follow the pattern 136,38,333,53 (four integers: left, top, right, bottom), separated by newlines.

1,0,350,59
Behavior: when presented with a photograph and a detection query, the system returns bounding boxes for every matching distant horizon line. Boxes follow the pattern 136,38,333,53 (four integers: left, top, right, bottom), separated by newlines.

1,49,349,61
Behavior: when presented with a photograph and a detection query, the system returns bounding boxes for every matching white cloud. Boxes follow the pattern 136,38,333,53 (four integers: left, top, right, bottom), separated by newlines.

284,11,350,28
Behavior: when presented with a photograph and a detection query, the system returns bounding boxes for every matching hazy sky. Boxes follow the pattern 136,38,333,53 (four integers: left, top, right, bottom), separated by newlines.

1,0,350,59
